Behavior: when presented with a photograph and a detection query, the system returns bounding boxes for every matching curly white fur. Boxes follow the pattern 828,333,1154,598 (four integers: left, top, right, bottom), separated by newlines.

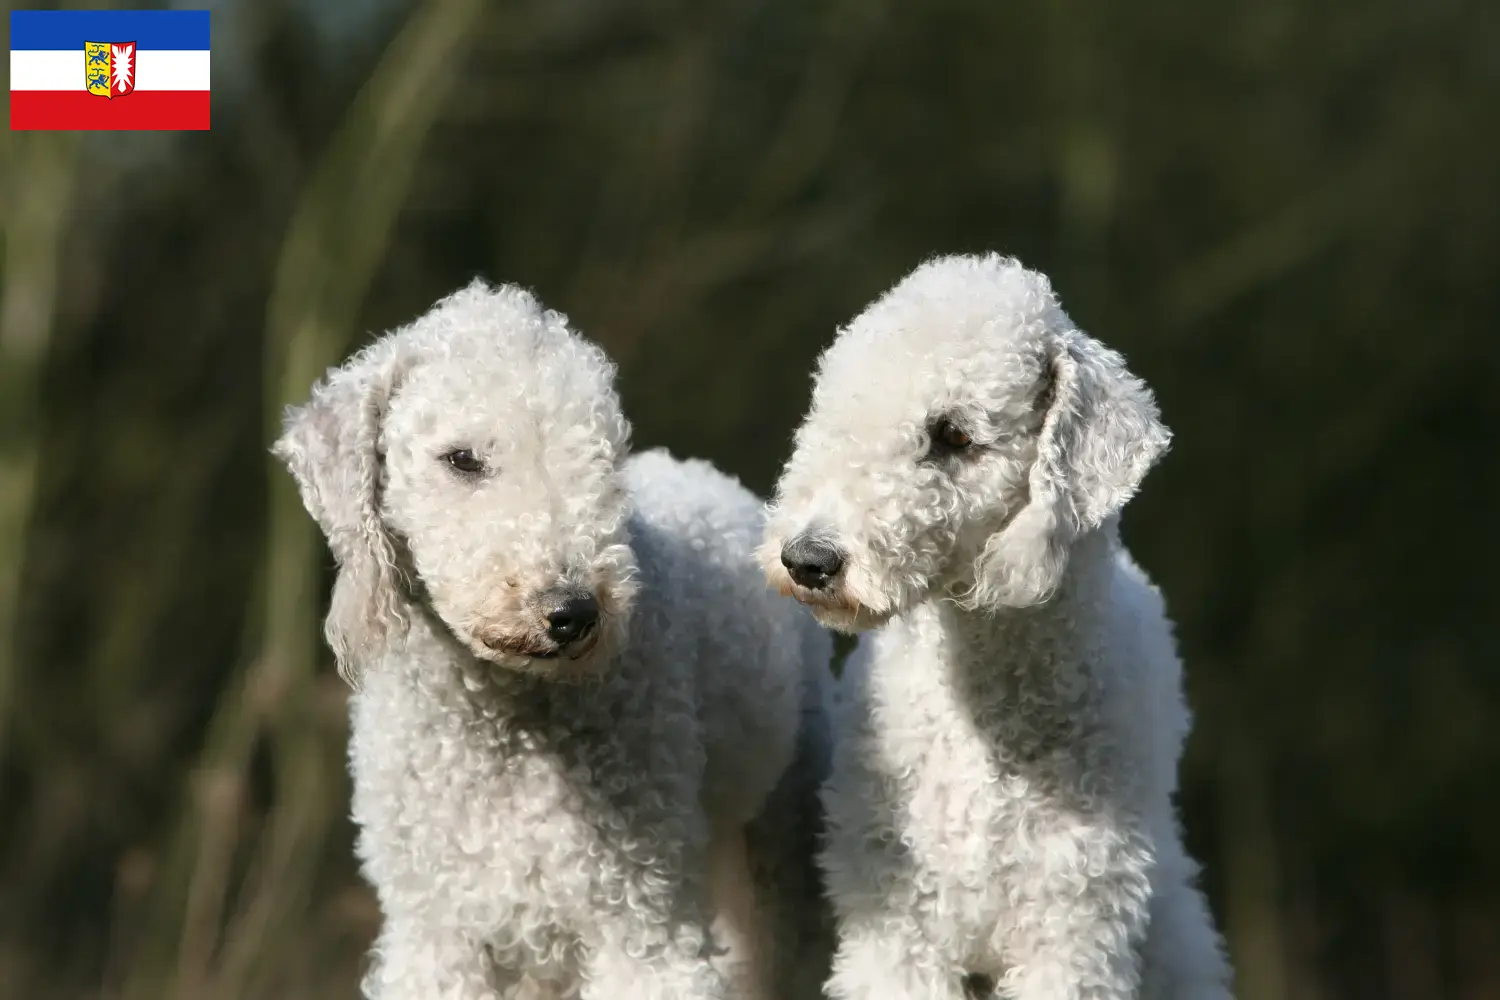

761,255,1233,1000
274,280,833,1000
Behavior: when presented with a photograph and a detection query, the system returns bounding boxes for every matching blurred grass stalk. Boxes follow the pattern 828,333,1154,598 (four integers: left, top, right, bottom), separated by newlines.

113,0,485,997
1221,729,1290,1000
0,130,79,776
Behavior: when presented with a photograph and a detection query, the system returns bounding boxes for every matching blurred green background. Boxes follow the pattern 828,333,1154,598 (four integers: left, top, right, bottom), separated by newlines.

2,0,1497,997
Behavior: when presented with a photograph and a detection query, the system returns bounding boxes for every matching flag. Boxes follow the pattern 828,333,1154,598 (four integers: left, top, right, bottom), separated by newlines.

10,10,210,131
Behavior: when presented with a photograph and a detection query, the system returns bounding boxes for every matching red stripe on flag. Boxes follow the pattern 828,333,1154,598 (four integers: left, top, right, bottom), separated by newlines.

10,91,210,131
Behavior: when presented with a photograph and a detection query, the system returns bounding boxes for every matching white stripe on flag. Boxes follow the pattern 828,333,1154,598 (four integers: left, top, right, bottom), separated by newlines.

9,49,210,91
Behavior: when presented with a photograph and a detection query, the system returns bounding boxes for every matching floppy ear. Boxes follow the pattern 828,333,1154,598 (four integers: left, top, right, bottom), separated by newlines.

970,331,1171,609
271,341,411,685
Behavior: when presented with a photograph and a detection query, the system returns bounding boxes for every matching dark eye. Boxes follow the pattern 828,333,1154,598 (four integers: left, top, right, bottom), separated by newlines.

927,417,974,456
442,448,485,475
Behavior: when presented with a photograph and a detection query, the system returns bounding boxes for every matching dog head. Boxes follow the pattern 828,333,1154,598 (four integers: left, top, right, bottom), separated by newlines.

762,254,1170,632
273,280,638,684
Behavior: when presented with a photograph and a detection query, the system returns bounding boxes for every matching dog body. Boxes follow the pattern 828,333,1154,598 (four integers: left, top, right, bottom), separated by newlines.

762,255,1232,1000
276,282,831,1000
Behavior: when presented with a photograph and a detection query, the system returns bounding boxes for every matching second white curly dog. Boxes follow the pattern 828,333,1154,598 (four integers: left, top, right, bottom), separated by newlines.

762,255,1233,1000
275,281,832,1000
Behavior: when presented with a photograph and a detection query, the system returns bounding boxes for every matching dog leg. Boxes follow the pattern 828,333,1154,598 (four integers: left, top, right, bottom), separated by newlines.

825,921,969,1000
707,823,774,1000
362,920,520,1000
994,815,1153,1000
582,932,728,1000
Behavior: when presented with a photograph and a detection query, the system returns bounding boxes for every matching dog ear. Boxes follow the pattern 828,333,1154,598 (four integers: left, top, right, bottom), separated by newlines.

271,340,412,686
970,331,1171,608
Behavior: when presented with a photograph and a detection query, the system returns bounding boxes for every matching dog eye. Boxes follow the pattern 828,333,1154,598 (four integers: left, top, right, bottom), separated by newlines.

442,448,485,475
927,418,974,456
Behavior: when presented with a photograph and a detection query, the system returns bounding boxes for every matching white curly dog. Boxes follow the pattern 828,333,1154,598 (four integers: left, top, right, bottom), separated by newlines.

761,255,1233,1000
274,281,833,1000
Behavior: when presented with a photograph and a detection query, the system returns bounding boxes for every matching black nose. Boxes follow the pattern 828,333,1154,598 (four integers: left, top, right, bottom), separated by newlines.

545,593,599,645
781,536,845,590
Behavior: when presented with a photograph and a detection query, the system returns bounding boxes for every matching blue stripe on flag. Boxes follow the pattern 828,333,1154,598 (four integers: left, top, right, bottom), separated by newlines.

10,10,211,51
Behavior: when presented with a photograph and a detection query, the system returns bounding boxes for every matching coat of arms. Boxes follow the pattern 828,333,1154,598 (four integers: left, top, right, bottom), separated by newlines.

85,41,136,99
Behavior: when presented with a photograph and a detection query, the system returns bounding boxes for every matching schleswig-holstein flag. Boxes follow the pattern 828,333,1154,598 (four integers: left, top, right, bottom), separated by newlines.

10,10,210,130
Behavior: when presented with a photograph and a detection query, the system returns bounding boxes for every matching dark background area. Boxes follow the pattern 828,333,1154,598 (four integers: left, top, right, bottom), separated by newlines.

2,0,1497,997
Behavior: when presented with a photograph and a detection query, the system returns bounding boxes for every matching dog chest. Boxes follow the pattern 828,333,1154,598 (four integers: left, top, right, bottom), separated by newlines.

351,675,702,945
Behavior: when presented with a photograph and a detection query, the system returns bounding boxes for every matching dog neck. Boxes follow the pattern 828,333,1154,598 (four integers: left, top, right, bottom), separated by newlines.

901,522,1121,704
